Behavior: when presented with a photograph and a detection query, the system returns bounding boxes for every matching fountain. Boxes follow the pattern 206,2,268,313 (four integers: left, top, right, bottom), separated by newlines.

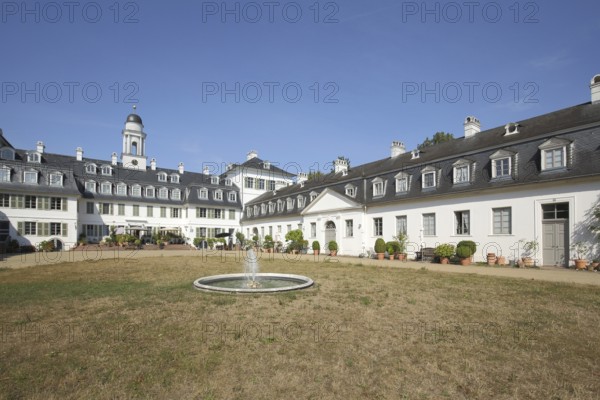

193,249,314,293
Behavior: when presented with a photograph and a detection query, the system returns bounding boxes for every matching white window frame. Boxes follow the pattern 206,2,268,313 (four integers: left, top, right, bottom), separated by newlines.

157,172,167,182
395,172,409,193
101,165,112,176
158,187,168,199
372,178,385,197
116,183,127,196
423,213,436,236
199,188,208,200
0,148,15,160
85,180,96,193
171,174,180,183
268,202,275,213
490,150,515,179
0,166,10,182
214,190,223,201
492,207,512,235
171,189,181,200
452,160,471,184
100,182,112,194
539,138,570,171
373,217,383,236
24,170,38,184
85,164,97,174
48,172,63,186
27,152,40,163
345,184,356,197
228,192,237,202
297,196,304,208
145,186,155,198
421,167,437,189
455,210,470,235
286,198,294,210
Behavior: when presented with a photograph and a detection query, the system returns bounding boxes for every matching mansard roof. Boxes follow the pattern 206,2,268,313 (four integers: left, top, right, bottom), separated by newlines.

227,156,296,178
243,101,600,221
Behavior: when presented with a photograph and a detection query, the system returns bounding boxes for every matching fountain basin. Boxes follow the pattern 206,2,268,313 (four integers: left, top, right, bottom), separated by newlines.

193,273,314,293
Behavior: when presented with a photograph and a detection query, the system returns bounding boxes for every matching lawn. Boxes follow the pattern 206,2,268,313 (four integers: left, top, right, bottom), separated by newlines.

1,254,599,399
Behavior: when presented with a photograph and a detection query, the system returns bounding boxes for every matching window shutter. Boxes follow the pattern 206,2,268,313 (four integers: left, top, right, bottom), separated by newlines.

62,199,68,211
62,223,68,237
17,221,23,235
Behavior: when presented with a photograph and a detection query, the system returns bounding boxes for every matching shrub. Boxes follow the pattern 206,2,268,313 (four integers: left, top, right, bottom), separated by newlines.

193,237,204,248
394,233,408,253
434,243,455,258
457,240,476,256
328,240,338,251
374,238,386,254
312,241,320,251
456,244,472,259
263,235,274,249
386,241,401,254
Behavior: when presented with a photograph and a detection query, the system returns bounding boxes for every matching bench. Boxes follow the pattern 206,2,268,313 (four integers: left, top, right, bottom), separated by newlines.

415,247,435,262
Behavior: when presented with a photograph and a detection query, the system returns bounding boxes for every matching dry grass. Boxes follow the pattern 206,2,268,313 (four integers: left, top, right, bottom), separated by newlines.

1,255,599,399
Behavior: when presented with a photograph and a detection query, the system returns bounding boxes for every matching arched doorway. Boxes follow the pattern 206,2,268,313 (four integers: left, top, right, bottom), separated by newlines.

324,221,336,247
51,238,63,251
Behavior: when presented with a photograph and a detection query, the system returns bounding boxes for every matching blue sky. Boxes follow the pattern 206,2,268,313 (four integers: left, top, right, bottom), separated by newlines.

1,0,599,175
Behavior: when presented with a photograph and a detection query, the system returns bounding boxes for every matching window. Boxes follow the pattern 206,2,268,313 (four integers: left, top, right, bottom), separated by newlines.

455,211,470,235
422,170,436,189
395,176,408,193
50,223,62,236
539,138,569,171
101,165,112,176
147,206,153,217
453,162,470,184
229,209,236,220
373,218,383,236
24,171,38,184
49,173,62,186
50,197,64,211
345,185,356,197
118,204,125,216
158,187,168,199
228,192,237,202
269,180,276,191
258,179,265,190
345,220,353,237
225,179,232,186
396,215,407,235
24,221,36,235
261,204,267,214
268,203,275,213
297,196,304,208
0,194,9,207
171,174,180,183
253,205,259,216
277,200,283,212
211,176,219,185
286,198,294,210
196,207,207,218
10,195,24,208
171,208,180,218
214,190,223,201
99,203,113,215
101,182,112,194
133,205,140,217
246,208,252,217
245,177,254,188
0,148,15,160
158,172,167,182
131,185,141,197
86,202,94,214
145,186,155,198
493,207,511,234
199,188,208,199
0,167,10,182
85,181,96,193
542,203,569,220
310,192,318,201
25,195,36,209
171,189,181,200
372,178,385,197
423,213,436,236
493,158,510,178
287,224,292,233
116,183,127,196
269,226,273,236
310,222,316,238
27,153,40,163
160,207,166,218
85,164,97,174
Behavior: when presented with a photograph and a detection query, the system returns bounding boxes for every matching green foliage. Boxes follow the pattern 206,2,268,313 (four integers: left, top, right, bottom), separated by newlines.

193,237,205,247
456,245,472,259
570,242,589,260
307,171,324,182
386,241,401,254
434,243,455,258
417,131,454,150
328,240,338,251
285,229,304,244
374,238,386,253
312,241,320,251
38,240,55,252
235,231,245,245
263,235,274,249
456,240,476,257
394,233,408,253
207,238,216,249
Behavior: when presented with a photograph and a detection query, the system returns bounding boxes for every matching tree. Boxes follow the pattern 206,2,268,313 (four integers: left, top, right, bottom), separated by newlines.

307,171,324,181
417,132,454,150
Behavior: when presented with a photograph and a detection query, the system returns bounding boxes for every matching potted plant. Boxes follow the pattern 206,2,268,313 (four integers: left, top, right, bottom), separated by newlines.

134,239,142,249
328,240,338,256
285,229,304,254
456,240,476,266
570,241,589,270
374,238,386,260
157,239,164,249
263,235,274,253
312,240,320,255
434,243,455,264
520,239,539,267
386,241,400,260
235,232,245,251
394,233,408,261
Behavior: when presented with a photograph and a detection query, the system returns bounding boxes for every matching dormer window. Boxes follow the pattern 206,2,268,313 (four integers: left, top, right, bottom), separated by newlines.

421,167,438,190
131,184,141,197
411,149,420,159
211,176,219,185
171,174,180,183
345,184,356,197
225,178,232,186
171,189,181,200
263,161,271,169
277,200,283,212
261,204,267,214
101,165,112,176
394,172,410,193
452,159,472,184
539,138,570,171
490,150,516,179
0,166,11,182
23,170,38,184
27,152,40,163
198,188,208,199
297,196,305,208
85,163,97,174
504,122,520,136
48,172,63,187
157,172,167,182
286,198,294,210
254,205,259,215
246,207,253,217
145,186,155,198
372,177,386,197
268,202,275,213
158,187,168,199
228,192,237,202
0,148,15,160
214,189,223,201
310,191,318,201
85,180,96,192
100,182,112,194
116,183,127,196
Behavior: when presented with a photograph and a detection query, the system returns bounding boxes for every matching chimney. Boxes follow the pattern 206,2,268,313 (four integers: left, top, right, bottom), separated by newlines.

591,74,600,104
334,157,348,174
297,172,308,185
76,147,83,161
150,158,156,171
464,116,481,138
203,166,210,175
36,141,45,154
390,141,406,158
111,152,118,166
504,122,520,136
247,150,258,160
178,162,184,174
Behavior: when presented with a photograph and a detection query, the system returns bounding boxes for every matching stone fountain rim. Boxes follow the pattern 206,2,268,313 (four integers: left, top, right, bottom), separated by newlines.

193,273,314,293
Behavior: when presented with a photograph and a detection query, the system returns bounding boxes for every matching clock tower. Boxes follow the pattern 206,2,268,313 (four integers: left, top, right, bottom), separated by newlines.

121,106,147,169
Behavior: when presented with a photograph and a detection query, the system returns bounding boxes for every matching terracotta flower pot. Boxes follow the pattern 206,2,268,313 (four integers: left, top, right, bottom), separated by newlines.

440,257,449,264
460,258,471,266
397,253,406,261
377,253,385,260
575,259,587,270
522,257,534,267
389,254,395,260
330,250,337,256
